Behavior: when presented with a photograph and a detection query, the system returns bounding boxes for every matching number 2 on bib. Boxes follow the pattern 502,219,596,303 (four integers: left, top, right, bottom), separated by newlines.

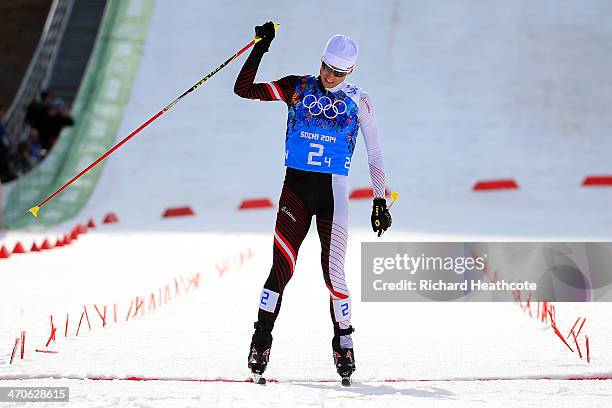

307,143,331,167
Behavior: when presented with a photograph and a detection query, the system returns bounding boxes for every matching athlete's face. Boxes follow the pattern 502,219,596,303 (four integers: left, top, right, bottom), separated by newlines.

320,62,352,89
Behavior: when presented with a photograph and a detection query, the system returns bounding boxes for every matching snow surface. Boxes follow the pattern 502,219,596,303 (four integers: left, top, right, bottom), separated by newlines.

2,0,612,406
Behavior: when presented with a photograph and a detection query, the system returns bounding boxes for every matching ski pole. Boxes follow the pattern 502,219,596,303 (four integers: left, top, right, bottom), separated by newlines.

28,24,280,218
388,191,399,209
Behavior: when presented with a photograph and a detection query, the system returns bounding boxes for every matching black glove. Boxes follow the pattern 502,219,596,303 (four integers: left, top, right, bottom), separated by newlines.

371,198,392,237
254,21,276,53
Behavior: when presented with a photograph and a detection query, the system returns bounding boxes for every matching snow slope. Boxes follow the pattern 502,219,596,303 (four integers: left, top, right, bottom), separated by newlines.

1,0,612,407
75,0,612,238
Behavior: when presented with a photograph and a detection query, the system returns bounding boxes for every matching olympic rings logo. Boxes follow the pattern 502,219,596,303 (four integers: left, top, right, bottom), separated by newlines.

302,94,347,119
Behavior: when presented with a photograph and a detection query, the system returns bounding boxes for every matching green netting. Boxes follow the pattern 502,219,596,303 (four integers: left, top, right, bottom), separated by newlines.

3,0,155,229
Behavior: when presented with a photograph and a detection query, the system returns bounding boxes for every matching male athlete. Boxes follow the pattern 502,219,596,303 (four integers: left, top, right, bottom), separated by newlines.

234,22,392,385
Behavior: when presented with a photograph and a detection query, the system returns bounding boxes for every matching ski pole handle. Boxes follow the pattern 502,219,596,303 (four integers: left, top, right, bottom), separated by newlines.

254,23,281,44
388,191,399,209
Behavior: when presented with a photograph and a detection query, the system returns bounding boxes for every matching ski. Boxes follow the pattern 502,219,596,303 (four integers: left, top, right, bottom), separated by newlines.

341,377,351,387
252,373,267,385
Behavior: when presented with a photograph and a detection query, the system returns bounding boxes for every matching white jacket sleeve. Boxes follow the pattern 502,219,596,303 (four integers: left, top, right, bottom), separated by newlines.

358,91,386,198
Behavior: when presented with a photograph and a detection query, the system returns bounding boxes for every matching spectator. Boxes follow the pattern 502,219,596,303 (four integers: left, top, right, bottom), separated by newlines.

38,97,74,152
28,127,45,162
0,105,17,182
25,90,52,131
11,142,35,177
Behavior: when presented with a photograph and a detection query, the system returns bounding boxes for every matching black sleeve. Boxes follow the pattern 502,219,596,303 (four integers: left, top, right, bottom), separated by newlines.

234,48,298,105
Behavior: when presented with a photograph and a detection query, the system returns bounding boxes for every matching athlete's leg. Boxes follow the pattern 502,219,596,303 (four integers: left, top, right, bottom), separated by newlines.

257,179,312,326
248,172,313,376
316,174,351,330
248,175,312,375
315,174,355,378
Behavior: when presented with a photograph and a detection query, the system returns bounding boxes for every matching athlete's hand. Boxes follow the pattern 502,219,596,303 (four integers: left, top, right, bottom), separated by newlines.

371,198,392,237
254,21,276,53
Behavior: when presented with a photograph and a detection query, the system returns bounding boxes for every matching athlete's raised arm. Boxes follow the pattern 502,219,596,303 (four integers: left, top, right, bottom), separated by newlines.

233,21,297,104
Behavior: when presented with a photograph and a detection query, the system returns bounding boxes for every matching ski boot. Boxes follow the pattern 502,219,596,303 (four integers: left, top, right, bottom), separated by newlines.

248,320,273,385
332,326,355,386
